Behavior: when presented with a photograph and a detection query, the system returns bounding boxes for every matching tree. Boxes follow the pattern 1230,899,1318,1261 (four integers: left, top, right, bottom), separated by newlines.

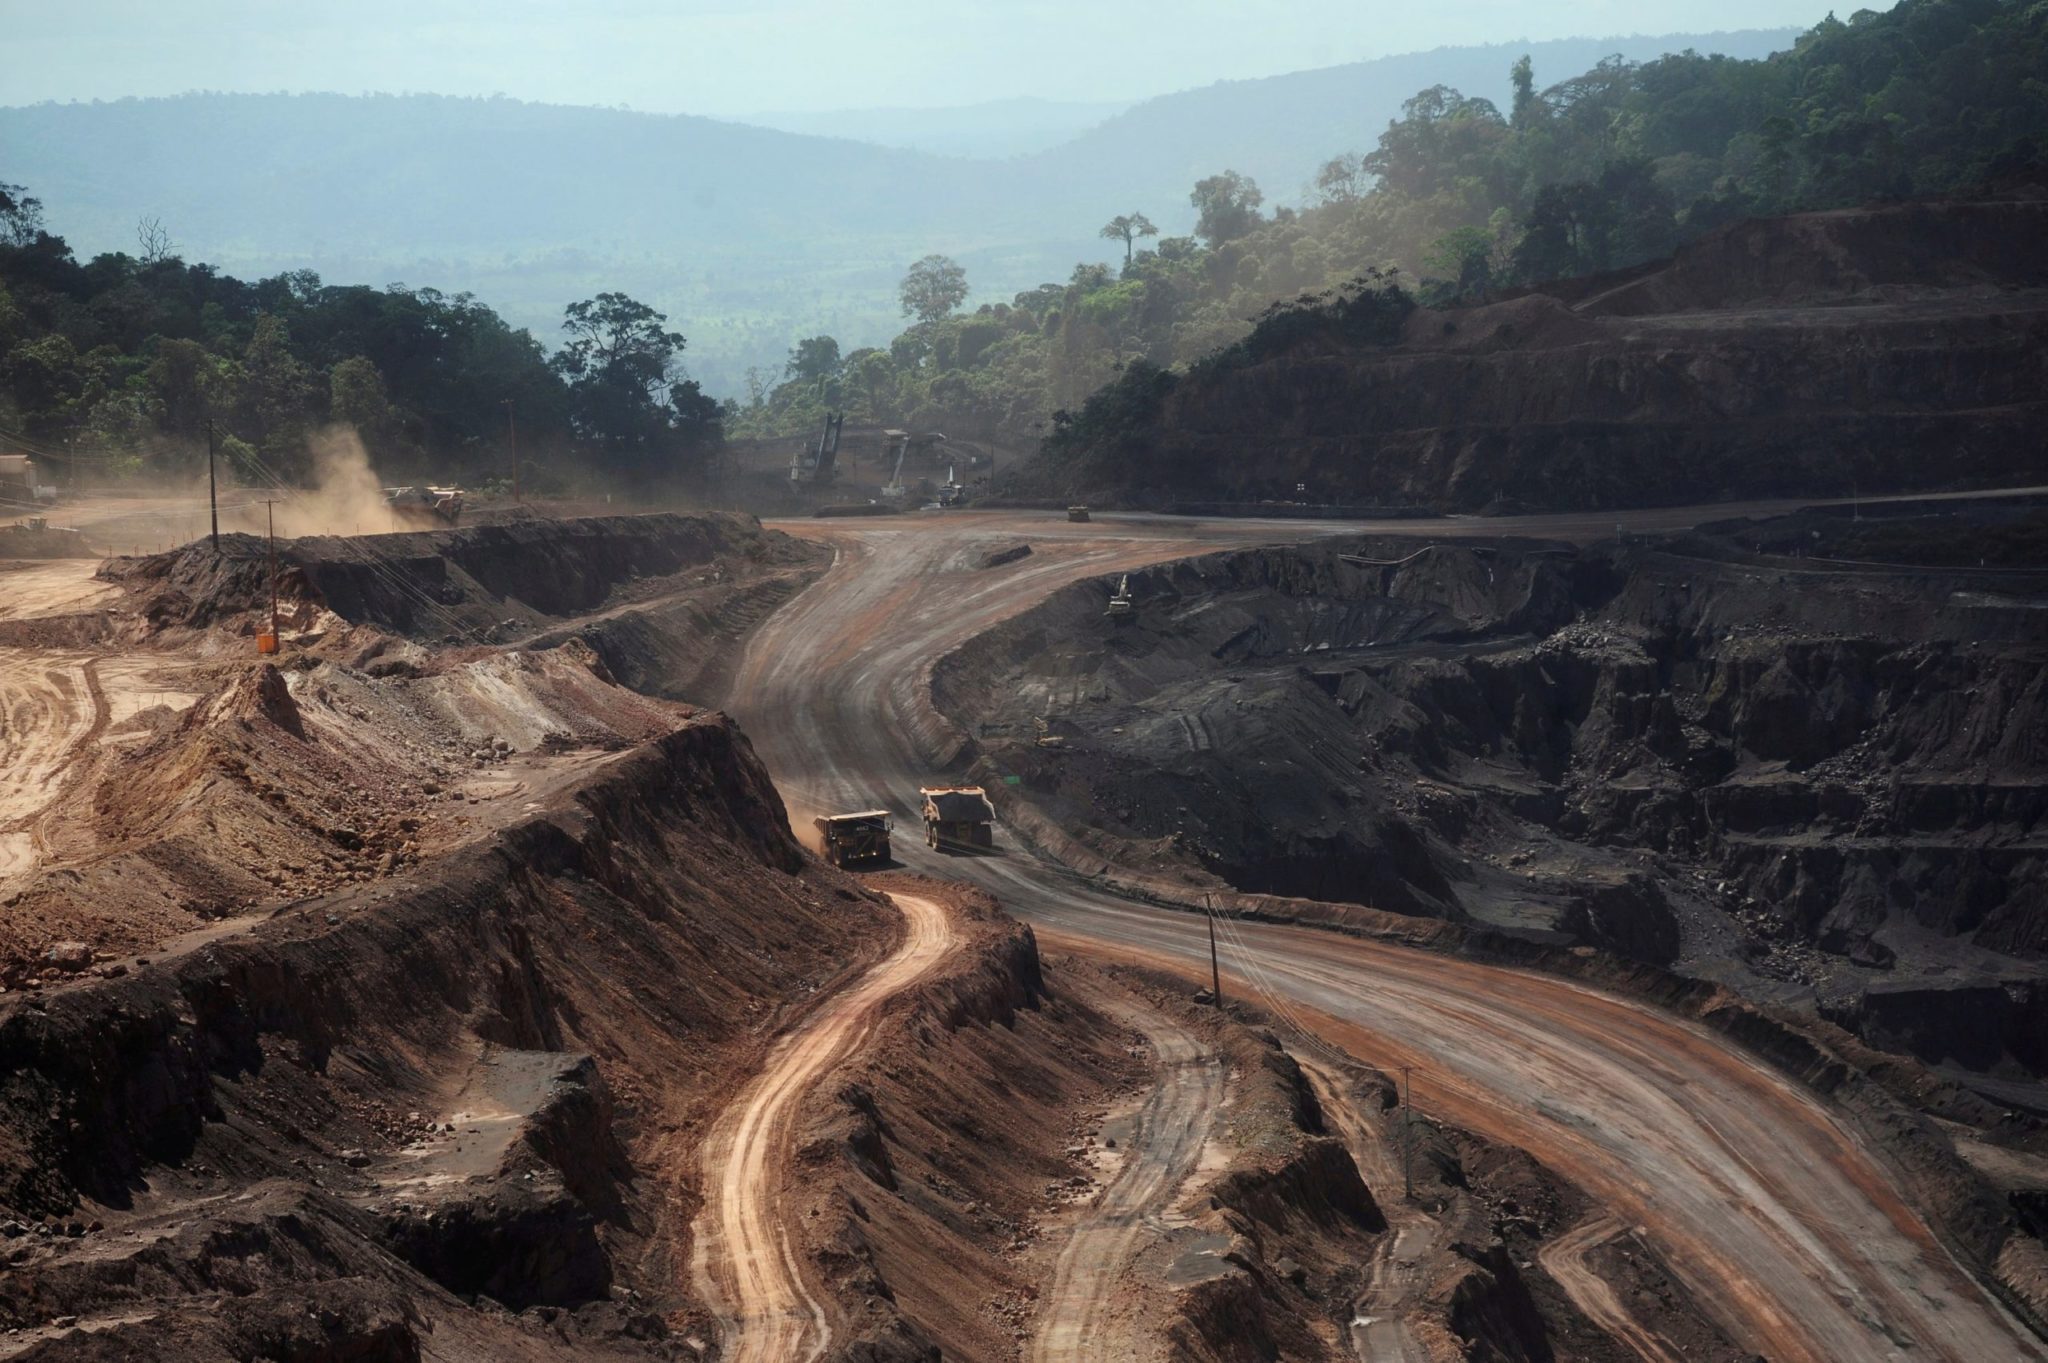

552,292,706,480
237,314,318,475
1509,55,1543,129
1314,153,1370,205
846,349,898,423
899,254,968,323
0,183,45,247
1099,212,1159,265
1423,226,1496,301
144,337,214,440
555,292,684,388
136,216,177,265
329,355,391,440
1189,172,1264,245
785,334,842,385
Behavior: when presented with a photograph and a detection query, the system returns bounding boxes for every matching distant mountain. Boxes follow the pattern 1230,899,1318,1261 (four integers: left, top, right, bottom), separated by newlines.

0,29,1798,395
1018,30,1803,214
746,96,1132,159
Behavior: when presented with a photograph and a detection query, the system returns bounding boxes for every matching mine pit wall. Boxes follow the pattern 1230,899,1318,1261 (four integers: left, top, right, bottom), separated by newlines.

926,540,2048,1338
796,885,1085,1363
795,896,1409,1363
0,714,901,1354
1046,194,2048,512
100,511,822,641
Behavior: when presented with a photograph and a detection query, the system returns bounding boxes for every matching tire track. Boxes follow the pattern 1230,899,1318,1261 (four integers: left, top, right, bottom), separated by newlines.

1030,996,1223,1362
0,651,104,888
689,892,956,1363
1298,1059,1437,1363
1538,1215,1685,1363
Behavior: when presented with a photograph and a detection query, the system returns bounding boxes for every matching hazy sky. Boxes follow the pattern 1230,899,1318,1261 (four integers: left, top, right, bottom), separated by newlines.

2,1,1864,115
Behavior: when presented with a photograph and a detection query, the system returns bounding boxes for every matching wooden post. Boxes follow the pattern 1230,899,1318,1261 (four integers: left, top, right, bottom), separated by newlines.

207,420,219,550
504,398,518,503
1400,1065,1415,1202
265,499,279,650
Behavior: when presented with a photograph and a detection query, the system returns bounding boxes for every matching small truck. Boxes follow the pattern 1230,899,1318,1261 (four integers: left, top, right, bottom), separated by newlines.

814,810,892,868
919,785,995,852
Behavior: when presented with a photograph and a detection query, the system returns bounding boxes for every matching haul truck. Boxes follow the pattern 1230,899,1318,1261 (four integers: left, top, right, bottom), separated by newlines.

815,810,892,868
919,786,995,851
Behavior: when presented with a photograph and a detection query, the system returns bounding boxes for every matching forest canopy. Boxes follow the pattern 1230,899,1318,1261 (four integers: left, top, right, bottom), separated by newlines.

725,0,2048,459
0,187,722,491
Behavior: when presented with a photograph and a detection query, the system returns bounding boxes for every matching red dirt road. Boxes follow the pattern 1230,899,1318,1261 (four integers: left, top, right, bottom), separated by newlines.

690,892,955,1363
728,504,2048,1362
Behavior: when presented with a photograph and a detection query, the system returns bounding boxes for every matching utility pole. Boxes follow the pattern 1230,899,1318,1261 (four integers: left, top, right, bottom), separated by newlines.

1399,1065,1415,1202
1203,894,1223,1008
1208,911,1223,1007
264,499,280,651
503,399,518,503
207,420,219,550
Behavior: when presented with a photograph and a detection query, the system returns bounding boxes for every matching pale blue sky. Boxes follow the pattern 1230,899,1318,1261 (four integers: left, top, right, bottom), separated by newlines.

1,1,1870,115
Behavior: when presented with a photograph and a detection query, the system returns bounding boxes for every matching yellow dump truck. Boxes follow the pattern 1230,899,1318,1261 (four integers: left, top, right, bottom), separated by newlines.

815,810,892,868
919,786,995,851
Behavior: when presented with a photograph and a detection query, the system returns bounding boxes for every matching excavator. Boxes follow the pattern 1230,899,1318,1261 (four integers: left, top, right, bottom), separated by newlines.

878,430,910,502
1105,574,1134,619
789,412,845,486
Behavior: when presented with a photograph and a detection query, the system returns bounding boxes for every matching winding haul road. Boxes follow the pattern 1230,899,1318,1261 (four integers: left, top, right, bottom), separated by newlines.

690,892,955,1363
725,505,2048,1362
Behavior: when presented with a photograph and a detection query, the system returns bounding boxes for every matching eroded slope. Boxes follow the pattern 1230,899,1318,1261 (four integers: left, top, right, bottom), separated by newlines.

935,507,2048,1085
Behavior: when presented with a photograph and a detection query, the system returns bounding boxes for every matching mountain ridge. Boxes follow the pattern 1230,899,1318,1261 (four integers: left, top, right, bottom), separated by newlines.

0,27,1799,394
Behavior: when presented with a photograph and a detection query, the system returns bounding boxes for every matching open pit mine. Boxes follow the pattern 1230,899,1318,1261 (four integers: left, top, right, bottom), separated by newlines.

0,497,2044,1362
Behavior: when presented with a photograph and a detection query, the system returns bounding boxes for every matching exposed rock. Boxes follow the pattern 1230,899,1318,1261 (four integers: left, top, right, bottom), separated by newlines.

1023,192,2048,512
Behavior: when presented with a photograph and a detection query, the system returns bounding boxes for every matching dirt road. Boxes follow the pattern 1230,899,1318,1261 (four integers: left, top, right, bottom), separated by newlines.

1031,995,1223,1362
1539,1215,1685,1363
0,651,104,892
1299,1059,1440,1363
729,504,2048,1362
690,892,956,1363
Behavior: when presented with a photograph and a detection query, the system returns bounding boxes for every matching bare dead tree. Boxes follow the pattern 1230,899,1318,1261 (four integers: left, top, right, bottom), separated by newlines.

137,215,176,264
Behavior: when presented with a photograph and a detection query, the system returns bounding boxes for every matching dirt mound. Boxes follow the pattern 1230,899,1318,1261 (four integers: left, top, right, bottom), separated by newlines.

102,511,825,644
0,713,901,1357
0,640,689,983
936,513,2048,1088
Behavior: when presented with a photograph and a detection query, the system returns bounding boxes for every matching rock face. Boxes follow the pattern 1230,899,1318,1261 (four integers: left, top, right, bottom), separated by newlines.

101,511,825,642
1037,190,2048,511
0,712,898,1358
936,507,2048,1078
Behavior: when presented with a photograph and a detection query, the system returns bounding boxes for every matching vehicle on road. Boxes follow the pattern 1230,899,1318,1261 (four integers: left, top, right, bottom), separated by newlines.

919,785,994,851
383,485,464,525
814,809,892,868
1067,505,1091,522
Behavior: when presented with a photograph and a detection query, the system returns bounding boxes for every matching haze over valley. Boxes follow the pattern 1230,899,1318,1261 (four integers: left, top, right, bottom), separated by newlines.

4,2,2048,1361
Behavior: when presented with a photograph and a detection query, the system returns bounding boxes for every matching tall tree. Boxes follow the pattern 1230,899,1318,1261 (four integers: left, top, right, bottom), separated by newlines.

898,254,969,324
1098,212,1159,265
785,334,842,384
552,291,709,480
1189,172,1264,245
237,314,318,476
1509,55,1542,129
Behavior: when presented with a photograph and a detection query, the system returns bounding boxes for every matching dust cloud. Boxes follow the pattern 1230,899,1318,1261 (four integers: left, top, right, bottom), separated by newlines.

268,427,408,539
